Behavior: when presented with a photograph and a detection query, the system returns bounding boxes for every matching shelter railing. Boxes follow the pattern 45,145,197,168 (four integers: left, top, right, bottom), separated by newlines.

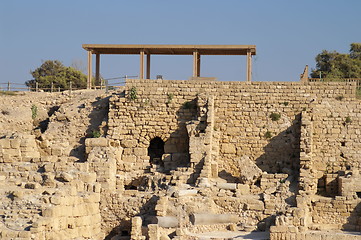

0,76,131,93
308,78,361,88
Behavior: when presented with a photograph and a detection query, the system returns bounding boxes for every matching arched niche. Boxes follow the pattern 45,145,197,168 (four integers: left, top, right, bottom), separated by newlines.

148,137,165,167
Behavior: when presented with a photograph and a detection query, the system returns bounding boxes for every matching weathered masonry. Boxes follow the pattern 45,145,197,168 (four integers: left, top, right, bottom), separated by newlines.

1,65,361,238
103,79,361,239
82,44,256,88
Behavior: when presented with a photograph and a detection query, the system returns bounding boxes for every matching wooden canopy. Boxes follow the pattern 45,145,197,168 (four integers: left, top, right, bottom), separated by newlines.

83,44,256,55
82,44,256,88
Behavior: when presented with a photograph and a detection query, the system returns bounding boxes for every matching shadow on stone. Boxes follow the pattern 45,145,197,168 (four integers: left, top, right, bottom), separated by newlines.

255,114,301,174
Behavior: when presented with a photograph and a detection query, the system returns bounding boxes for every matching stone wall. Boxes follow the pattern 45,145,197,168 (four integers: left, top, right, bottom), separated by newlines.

1,81,360,239
31,181,103,239
108,79,356,181
311,100,361,175
0,134,40,163
297,98,361,233
0,135,104,239
271,96,361,239
310,197,361,231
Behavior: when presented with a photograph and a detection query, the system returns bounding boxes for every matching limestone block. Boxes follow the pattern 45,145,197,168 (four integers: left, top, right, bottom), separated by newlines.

217,182,237,190
59,172,73,182
79,172,97,183
190,153,203,163
270,225,289,233
133,148,147,156
82,225,93,238
51,147,62,156
237,184,250,195
85,137,108,147
238,155,262,184
85,203,100,214
148,224,159,240
40,156,56,163
42,207,59,218
0,139,10,148
3,148,21,157
72,204,86,217
244,200,264,211
30,225,45,233
122,155,136,163
123,148,133,155
10,139,21,148
3,230,19,238
2,154,12,163
220,143,236,154
22,150,41,159
69,186,77,196
190,213,238,225
50,195,63,205
121,139,138,148
174,189,198,197
131,216,143,237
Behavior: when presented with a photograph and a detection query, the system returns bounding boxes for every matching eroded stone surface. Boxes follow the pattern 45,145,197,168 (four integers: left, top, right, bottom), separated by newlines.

0,80,360,240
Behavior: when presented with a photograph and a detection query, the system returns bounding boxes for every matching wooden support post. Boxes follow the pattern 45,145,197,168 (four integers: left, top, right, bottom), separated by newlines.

36,82,38,92
95,53,100,87
193,51,201,77
197,53,201,77
140,50,145,79
51,82,54,92
246,50,252,82
7,81,10,91
87,51,93,89
146,53,151,79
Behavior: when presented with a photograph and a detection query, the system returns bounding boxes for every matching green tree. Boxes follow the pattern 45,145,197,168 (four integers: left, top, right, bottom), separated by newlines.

311,43,361,79
26,60,87,91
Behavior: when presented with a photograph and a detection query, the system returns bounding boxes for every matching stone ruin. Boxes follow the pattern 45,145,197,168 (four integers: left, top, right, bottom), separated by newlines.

0,79,361,240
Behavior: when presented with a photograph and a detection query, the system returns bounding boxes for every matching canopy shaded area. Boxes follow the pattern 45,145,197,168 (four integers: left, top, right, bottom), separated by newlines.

82,44,256,89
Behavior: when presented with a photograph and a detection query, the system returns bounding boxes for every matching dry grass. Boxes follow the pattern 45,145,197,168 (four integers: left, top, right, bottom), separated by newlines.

0,91,18,96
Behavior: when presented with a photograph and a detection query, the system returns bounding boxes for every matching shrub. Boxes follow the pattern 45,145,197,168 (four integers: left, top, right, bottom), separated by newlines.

31,105,38,119
166,93,174,104
128,87,138,101
270,112,281,121
345,116,352,124
26,60,87,91
264,131,273,139
91,130,101,138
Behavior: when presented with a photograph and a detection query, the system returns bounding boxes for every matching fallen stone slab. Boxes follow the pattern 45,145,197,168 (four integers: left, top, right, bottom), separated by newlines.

190,213,238,225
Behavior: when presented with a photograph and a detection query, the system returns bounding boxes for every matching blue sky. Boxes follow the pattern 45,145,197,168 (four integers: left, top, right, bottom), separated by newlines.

1,0,360,85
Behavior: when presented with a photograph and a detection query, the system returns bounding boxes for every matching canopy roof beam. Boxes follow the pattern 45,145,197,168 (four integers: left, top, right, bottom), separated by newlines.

83,44,256,88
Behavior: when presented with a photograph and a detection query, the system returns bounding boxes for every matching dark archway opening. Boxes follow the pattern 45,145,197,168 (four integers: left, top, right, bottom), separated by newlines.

148,137,165,167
